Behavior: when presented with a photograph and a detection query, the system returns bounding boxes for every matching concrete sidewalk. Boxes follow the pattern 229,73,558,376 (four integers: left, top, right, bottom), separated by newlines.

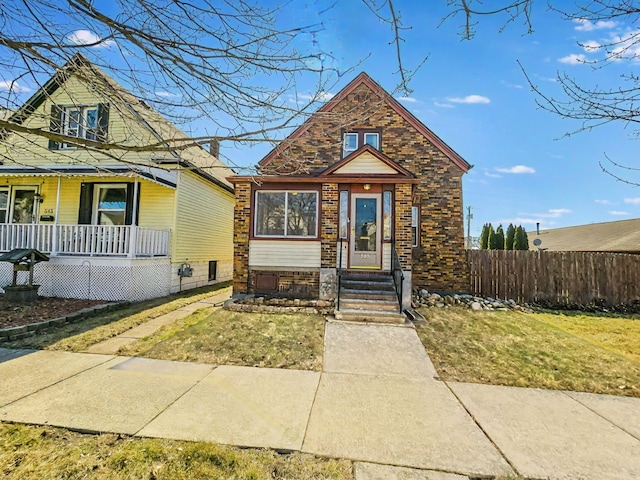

0,319,639,480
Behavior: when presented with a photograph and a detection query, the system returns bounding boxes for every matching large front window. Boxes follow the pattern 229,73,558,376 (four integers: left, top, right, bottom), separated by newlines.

255,190,317,237
93,184,127,225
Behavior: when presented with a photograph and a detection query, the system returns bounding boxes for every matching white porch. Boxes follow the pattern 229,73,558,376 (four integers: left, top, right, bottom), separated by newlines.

0,224,170,257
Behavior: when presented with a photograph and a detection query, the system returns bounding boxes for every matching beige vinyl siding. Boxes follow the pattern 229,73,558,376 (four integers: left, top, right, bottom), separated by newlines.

333,151,397,174
173,170,234,262
249,240,321,268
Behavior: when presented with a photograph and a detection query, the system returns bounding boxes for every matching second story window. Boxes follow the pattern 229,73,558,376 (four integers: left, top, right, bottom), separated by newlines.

49,103,110,150
342,130,381,157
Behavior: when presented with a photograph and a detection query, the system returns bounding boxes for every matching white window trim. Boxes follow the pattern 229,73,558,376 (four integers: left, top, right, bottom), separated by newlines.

9,186,39,224
254,190,319,238
364,132,380,149
0,187,8,223
342,133,358,157
411,205,419,248
61,105,99,149
92,183,128,225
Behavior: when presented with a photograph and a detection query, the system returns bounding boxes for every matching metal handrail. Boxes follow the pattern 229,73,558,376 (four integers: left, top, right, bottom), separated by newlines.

337,237,344,311
391,240,404,313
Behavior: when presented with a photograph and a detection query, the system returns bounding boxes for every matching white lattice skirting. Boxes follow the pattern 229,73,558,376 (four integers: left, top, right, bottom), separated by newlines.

0,257,172,302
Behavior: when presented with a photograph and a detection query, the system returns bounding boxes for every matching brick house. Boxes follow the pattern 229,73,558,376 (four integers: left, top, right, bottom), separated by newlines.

229,73,471,319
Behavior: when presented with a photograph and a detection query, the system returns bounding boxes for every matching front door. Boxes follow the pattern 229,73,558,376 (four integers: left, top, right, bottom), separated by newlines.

350,193,381,268
10,187,38,223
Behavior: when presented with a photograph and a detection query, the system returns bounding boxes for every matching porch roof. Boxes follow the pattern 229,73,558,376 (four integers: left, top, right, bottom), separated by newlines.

0,165,177,188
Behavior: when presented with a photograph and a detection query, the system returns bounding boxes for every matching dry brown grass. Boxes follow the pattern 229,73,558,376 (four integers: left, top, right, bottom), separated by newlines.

4,283,231,352
0,422,352,480
416,307,640,396
119,308,325,371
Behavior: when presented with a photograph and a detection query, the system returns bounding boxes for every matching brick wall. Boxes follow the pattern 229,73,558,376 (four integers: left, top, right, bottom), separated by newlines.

233,182,251,294
394,183,413,268
262,83,468,292
321,183,339,267
248,269,319,298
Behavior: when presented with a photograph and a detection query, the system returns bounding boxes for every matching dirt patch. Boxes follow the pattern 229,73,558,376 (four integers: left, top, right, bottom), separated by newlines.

0,296,106,329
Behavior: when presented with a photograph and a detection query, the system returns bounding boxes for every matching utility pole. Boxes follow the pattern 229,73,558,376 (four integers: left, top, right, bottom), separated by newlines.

466,206,473,249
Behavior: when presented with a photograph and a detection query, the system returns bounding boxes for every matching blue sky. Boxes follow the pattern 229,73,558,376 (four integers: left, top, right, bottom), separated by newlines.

3,1,640,236
224,1,640,236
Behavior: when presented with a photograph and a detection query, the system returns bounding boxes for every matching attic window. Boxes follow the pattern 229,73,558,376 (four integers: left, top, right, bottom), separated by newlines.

49,103,109,150
342,130,381,158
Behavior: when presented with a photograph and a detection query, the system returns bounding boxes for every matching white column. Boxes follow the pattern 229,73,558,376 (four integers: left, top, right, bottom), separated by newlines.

51,176,61,256
128,178,139,258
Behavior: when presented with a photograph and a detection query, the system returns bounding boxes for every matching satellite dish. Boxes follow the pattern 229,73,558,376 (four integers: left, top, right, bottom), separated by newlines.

533,238,542,247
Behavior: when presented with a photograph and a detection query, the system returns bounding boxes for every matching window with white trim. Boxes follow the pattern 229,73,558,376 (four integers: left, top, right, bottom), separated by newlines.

342,130,381,157
255,190,318,237
0,188,7,223
93,184,127,225
411,206,419,247
339,190,348,239
62,105,99,147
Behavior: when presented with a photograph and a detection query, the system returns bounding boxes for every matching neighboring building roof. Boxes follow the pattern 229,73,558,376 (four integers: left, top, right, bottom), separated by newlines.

258,72,472,173
3,53,233,191
528,218,640,252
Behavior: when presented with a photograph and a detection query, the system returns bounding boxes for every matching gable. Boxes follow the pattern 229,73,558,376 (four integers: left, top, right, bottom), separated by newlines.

332,150,398,174
259,72,472,175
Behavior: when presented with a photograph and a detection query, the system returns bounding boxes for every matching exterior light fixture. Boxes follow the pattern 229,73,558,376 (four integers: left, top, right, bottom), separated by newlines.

363,183,371,191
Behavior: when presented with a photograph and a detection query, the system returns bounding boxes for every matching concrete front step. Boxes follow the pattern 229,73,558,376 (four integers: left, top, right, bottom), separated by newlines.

339,288,398,301
339,298,400,312
340,279,396,292
334,308,407,324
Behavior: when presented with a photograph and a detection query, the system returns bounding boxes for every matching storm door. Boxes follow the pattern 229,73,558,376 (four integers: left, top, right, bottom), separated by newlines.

349,193,381,268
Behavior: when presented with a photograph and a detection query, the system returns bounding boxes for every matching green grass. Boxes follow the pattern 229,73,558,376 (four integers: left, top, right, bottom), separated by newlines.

119,308,325,371
4,283,231,352
416,307,640,396
0,422,352,480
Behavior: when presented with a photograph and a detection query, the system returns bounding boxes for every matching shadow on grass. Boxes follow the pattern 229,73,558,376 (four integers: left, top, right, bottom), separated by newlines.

2,281,231,351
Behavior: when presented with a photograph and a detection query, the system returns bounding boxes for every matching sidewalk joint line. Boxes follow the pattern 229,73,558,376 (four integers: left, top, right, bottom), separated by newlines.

443,381,521,478
560,390,640,442
300,370,323,452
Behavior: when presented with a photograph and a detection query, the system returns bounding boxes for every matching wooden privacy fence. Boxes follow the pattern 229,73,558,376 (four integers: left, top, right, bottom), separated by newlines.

467,250,640,306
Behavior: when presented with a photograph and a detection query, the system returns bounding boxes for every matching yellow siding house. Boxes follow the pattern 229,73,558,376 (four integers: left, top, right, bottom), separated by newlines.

0,54,234,301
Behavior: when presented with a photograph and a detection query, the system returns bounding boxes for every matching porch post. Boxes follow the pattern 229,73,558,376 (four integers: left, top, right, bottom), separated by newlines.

51,176,61,256
128,178,139,258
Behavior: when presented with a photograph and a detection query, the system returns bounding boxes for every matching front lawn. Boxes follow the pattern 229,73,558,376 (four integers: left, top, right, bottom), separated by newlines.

0,423,352,480
416,307,640,397
119,309,325,371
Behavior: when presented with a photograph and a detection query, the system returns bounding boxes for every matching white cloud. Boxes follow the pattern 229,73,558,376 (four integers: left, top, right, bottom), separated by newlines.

294,91,335,103
484,171,502,178
574,19,617,32
446,94,490,104
0,79,31,93
624,197,640,204
155,91,179,98
67,30,114,48
595,199,612,205
559,53,587,65
434,102,454,108
582,40,601,52
495,165,536,174
547,208,572,216
608,30,640,61
609,210,629,216
397,96,418,103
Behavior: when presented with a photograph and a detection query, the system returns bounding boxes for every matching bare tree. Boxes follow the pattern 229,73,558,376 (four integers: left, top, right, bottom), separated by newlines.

0,0,421,175
444,0,640,183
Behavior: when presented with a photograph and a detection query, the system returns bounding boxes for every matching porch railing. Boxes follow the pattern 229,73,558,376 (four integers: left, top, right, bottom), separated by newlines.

0,224,170,257
336,237,344,311
391,241,404,313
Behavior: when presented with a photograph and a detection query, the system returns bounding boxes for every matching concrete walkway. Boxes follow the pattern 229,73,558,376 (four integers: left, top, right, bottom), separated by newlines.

85,287,231,354
0,317,639,479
